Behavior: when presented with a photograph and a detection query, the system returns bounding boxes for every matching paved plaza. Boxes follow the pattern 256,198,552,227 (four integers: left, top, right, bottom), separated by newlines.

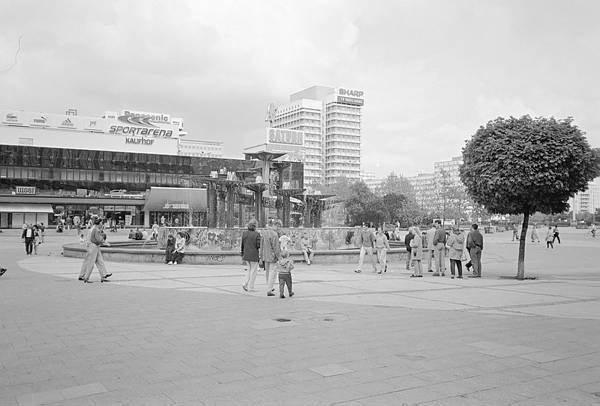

1,228,600,405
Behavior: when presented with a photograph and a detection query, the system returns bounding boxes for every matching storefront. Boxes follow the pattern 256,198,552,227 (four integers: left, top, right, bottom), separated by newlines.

143,187,207,227
0,203,54,228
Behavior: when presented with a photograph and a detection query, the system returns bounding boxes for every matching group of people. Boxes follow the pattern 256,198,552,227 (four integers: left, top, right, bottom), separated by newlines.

515,224,562,248
354,221,484,279
21,222,45,255
240,219,308,298
164,232,187,265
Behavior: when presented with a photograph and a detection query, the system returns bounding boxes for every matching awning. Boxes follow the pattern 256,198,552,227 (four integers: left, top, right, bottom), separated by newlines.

143,187,207,212
0,203,54,213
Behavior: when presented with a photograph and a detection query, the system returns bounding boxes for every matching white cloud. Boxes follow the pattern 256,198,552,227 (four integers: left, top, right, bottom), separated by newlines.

1,0,599,173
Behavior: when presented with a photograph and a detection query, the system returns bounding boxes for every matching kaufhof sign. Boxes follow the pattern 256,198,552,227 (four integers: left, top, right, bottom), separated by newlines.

266,128,304,146
336,88,364,106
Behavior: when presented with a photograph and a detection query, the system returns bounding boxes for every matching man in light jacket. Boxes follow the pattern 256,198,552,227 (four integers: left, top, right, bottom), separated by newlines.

426,223,437,272
432,221,447,276
80,218,111,283
355,224,377,273
260,220,281,296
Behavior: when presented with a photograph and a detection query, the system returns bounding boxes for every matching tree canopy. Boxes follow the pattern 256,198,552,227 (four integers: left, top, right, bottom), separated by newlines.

376,172,415,199
460,115,600,278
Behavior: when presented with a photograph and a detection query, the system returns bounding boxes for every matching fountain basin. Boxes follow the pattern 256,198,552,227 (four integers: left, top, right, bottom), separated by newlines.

62,242,409,265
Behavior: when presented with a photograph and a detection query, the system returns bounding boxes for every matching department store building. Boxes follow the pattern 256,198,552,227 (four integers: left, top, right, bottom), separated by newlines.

0,109,303,229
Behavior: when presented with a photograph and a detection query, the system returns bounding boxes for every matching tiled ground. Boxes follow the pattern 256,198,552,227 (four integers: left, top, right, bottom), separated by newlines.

1,228,599,405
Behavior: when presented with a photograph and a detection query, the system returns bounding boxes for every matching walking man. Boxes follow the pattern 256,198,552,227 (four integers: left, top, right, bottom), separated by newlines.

80,218,111,283
21,224,35,255
355,224,377,273
260,220,281,296
466,223,483,278
432,221,447,276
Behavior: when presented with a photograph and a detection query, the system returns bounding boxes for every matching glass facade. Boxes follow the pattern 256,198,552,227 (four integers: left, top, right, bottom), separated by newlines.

0,145,304,228
0,145,303,192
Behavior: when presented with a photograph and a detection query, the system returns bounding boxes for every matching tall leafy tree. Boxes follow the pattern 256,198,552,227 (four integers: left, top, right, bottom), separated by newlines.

460,116,600,279
377,172,415,199
345,181,389,226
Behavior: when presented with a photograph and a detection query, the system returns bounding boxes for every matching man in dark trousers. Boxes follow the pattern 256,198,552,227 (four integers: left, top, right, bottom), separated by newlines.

21,224,35,255
466,223,484,278
404,228,414,270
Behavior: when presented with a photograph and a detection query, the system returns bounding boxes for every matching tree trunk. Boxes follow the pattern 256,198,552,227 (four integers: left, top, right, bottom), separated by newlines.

517,210,529,279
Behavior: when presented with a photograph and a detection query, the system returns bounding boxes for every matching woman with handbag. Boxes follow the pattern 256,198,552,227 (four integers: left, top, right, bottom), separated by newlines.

241,219,261,292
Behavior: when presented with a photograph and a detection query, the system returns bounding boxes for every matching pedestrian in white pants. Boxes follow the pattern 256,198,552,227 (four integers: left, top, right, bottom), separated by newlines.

431,221,447,276
260,220,281,296
375,227,390,274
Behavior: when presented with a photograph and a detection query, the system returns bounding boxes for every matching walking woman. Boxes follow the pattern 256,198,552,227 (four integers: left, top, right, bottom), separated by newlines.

241,219,261,292
409,226,424,277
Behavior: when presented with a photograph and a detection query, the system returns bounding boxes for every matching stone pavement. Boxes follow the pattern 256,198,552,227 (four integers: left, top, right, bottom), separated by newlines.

1,228,600,405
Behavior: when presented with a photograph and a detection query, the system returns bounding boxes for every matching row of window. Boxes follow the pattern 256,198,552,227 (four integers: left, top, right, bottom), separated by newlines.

325,119,361,129
326,112,361,121
0,166,193,187
0,145,304,184
326,127,360,135
326,105,361,114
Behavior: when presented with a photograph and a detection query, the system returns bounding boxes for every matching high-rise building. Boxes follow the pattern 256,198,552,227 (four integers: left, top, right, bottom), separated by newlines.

570,178,600,215
360,171,384,192
266,85,364,185
407,156,465,213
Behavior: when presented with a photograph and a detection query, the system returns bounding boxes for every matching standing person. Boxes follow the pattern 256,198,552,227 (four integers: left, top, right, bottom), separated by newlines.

553,225,561,244
531,224,540,243
404,228,414,271
426,223,437,272
375,226,390,274
241,219,261,292
512,225,518,242
447,226,465,279
21,223,34,255
39,222,46,243
165,233,176,264
81,218,111,283
546,226,554,249
277,250,294,298
32,225,41,255
260,220,281,296
171,232,186,264
591,223,597,238
151,223,160,240
409,226,424,277
300,233,314,265
354,224,377,273
432,221,447,276
466,224,483,278
279,232,291,252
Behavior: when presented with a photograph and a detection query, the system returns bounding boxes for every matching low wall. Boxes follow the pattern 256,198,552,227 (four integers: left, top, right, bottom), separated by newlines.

157,227,366,252
63,242,409,266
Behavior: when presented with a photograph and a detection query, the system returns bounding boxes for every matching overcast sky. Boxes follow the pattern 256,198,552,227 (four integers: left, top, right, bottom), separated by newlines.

1,0,599,177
